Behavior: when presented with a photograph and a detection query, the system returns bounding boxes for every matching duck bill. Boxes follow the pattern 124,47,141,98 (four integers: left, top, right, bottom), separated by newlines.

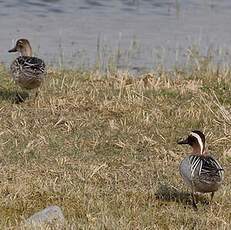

177,138,189,145
8,46,17,53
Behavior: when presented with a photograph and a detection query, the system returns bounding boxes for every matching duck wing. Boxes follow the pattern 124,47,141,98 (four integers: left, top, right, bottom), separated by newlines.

199,156,224,183
11,56,46,78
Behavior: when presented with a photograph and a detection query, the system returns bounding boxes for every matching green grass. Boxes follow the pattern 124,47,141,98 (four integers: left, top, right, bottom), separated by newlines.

0,62,230,229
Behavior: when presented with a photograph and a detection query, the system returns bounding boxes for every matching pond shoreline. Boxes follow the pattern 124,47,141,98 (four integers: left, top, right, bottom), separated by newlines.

1,0,231,71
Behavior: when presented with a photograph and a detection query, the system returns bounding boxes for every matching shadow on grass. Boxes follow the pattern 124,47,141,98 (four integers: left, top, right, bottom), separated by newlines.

155,183,209,208
0,88,29,104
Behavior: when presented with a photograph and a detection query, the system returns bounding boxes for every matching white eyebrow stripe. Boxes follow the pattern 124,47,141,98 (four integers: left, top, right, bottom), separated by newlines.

190,132,204,154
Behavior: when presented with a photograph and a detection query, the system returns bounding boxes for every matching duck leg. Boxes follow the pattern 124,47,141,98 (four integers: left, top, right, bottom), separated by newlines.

35,89,39,98
15,91,24,103
32,89,39,103
210,192,215,203
191,188,198,210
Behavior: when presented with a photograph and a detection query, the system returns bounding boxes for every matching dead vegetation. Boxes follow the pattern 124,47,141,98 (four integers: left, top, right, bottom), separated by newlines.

0,62,230,229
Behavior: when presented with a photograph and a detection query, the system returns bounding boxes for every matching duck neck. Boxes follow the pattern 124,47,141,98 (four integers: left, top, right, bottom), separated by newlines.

192,144,205,155
20,45,32,57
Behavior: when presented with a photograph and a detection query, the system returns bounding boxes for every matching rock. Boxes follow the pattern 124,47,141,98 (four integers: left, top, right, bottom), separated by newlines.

24,205,65,227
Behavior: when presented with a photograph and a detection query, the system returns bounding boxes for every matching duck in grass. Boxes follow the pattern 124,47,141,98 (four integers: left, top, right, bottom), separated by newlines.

8,38,46,101
177,130,224,210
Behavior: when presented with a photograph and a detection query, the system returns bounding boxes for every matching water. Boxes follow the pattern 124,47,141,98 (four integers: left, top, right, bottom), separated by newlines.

0,0,231,72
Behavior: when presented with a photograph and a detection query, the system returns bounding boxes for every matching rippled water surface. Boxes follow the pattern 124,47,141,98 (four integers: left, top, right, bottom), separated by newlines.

0,0,231,71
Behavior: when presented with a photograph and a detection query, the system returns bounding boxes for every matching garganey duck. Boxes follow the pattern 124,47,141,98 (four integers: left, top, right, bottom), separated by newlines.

8,38,46,99
177,130,224,210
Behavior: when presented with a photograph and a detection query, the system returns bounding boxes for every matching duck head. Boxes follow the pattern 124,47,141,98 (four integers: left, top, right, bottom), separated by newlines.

8,39,32,57
178,130,206,154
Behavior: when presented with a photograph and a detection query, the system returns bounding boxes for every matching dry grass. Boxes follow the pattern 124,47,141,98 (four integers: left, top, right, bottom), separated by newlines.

0,62,230,229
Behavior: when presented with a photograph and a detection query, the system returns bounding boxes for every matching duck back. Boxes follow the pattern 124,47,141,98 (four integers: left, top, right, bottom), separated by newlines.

10,56,46,90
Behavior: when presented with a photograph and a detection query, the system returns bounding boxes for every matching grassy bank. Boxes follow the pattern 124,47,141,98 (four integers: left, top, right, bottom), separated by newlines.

0,62,230,229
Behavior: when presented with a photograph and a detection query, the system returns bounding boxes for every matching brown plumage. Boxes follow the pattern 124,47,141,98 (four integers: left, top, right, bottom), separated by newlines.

9,39,46,91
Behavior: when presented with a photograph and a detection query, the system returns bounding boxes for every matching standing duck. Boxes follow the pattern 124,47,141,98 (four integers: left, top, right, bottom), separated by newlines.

177,130,224,210
8,38,46,99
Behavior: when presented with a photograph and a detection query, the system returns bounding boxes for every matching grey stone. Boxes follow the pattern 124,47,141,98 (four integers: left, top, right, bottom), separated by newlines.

24,205,65,227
